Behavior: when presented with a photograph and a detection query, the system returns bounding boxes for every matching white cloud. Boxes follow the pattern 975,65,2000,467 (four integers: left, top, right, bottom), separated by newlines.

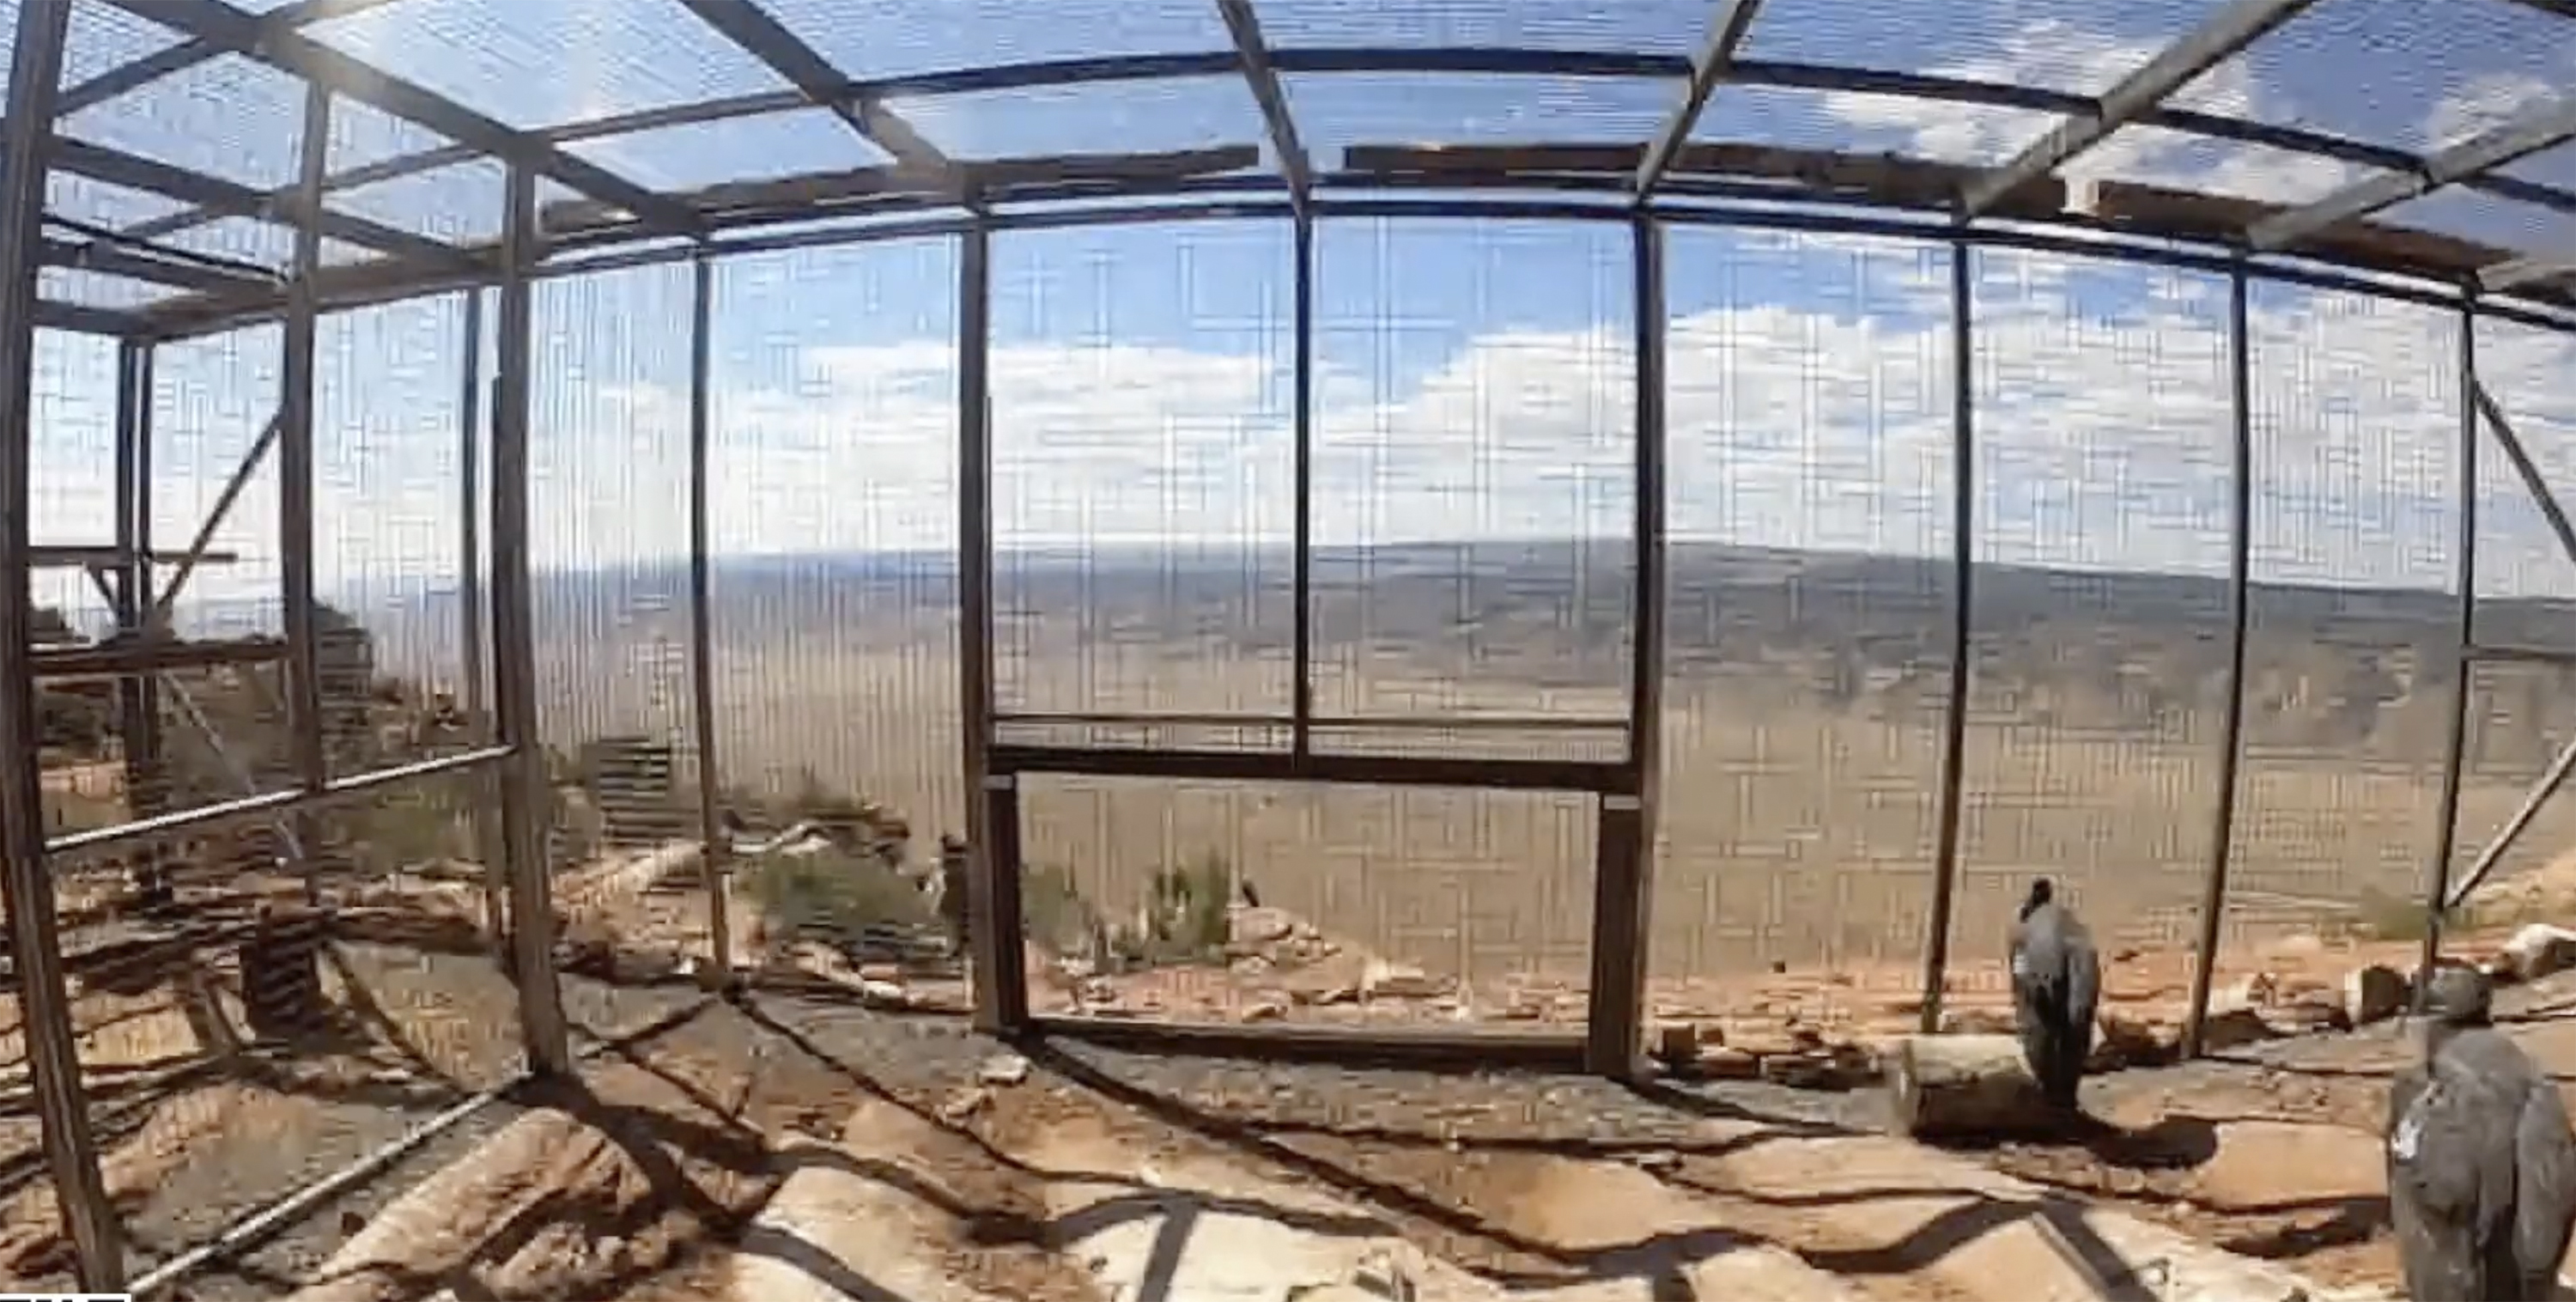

34,225,2576,623
365,228,2576,602
1809,19,2359,206
2424,72,2556,152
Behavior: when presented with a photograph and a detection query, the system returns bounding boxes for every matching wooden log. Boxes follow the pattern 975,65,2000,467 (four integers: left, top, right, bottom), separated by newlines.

1883,1032,2058,1141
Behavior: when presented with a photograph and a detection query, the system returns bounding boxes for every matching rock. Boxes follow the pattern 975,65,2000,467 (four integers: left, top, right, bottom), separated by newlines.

1360,958,1443,1001
2093,1013,2178,1069
1697,1047,1762,1080
2197,1006,2275,1053
1651,1021,1704,1064
977,1054,1030,1086
2189,1121,2385,1212
938,1086,990,1123
2257,1000,2346,1038
2217,972,2282,1010
2493,922,2576,985
2342,964,2408,1025
1228,905,1296,946
1939,1007,2016,1036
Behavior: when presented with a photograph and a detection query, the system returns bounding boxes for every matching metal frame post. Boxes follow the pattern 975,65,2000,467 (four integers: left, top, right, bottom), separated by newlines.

2421,300,2481,999
0,0,123,1286
959,221,1028,1034
1291,214,1315,754
1583,214,1667,1078
455,289,502,936
686,252,734,989
490,164,573,1074
280,80,331,889
113,340,167,880
1918,239,1976,1031
2182,263,2257,1057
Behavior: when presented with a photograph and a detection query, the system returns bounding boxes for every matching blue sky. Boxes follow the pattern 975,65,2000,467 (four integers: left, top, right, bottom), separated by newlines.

20,0,2576,623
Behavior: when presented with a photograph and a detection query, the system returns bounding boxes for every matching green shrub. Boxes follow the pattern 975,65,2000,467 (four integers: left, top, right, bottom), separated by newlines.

744,847,932,943
1020,861,1103,955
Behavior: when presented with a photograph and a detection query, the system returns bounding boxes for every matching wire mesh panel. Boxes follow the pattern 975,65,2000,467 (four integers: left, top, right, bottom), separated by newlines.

2230,284,2458,962
2,328,125,1293
989,221,1297,738
524,264,718,1014
11,313,307,1288
1650,228,1953,1008
2453,314,2576,923
296,287,532,1131
1954,250,2233,1019
703,237,967,1007
1308,217,1634,761
1018,773,1595,1025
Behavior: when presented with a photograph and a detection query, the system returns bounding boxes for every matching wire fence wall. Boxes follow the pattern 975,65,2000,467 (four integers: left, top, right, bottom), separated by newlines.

9,200,2576,1293
15,0,2576,1293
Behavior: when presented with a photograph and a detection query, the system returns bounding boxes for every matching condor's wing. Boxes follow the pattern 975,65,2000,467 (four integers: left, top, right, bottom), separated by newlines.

2513,1071,2576,1288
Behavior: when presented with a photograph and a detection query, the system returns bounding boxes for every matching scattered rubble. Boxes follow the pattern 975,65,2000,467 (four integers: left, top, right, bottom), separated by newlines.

2489,922,2576,986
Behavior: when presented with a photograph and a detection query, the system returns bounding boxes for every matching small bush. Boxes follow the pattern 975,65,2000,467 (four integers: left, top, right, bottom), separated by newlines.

2343,886,2453,942
744,847,932,945
1109,851,1233,967
1021,861,1102,955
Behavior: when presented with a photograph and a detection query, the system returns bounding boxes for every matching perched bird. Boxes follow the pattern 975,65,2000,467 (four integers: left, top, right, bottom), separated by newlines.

2386,965,2576,1302
2008,877,2099,1113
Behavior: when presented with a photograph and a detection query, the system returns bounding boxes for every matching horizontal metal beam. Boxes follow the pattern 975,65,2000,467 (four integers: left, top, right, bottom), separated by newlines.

43,234,268,293
991,741,1637,794
1958,0,2322,217
52,0,407,119
668,0,958,194
2252,92,2576,251
2484,247,2576,292
91,0,704,238
34,297,144,335
1635,0,1765,200
112,48,2576,249
124,157,2576,344
51,136,466,265
1028,1014,1589,1072
45,744,510,866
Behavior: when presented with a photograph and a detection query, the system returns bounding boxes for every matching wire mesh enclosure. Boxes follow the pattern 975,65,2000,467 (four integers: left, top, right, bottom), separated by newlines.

9,0,2576,1293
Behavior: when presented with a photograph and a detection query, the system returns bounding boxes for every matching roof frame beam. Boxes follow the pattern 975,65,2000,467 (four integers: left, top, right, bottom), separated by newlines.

2251,92,2576,251
1956,0,2321,219
1214,0,1313,217
2482,248,2576,293
53,0,412,119
112,51,2576,248
42,234,269,294
90,0,705,238
50,135,470,265
667,0,963,200
1635,0,1766,202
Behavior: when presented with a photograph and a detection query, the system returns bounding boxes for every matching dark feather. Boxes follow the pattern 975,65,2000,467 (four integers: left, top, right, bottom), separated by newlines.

2008,876,2098,1112
2387,973,2576,1302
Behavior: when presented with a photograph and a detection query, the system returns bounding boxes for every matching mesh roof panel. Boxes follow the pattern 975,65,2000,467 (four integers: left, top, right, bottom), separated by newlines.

1250,0,1709,55
1284,73,1677,158
566,108,896,192
305,0,795,130
893,78,1271,162
25,0,2576,331
757,0,1234,82
1736,0,2238,100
